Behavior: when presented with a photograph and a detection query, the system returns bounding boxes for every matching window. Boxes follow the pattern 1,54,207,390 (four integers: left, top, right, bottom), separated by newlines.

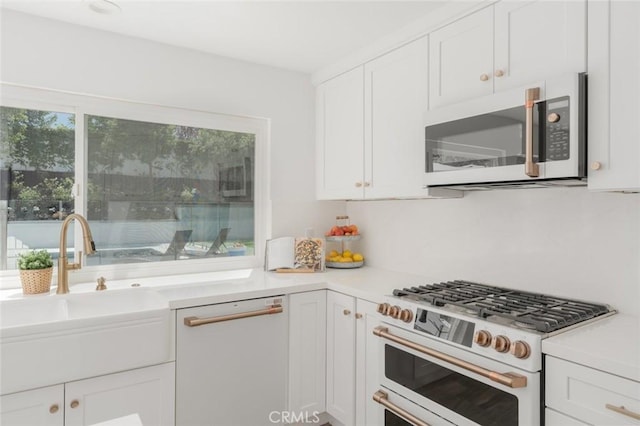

0,106,75,270
0,87,266,281
85,115,255,265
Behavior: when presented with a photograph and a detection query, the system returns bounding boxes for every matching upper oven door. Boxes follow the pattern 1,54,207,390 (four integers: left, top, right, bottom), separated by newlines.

376,325,540,426
424,73,584,187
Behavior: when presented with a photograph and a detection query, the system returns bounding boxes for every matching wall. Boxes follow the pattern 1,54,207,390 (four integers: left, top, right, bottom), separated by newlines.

0,9,343,242
347,187,640,315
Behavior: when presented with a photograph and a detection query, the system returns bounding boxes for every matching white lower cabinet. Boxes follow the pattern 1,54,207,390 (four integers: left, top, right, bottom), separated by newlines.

288,291,327,419
0,363,175,426
546,356,640,425
65,363,175,426
545,408,588,426
326,291,381,426
0,384,64,426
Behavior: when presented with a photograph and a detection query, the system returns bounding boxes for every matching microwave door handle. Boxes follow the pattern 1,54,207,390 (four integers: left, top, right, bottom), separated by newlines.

525,87,541,177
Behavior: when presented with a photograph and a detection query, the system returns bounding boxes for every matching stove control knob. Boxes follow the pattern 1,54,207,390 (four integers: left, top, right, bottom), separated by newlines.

388,305,402,319
510,340,531,359
399,309,414,323
377,303,391,316
491,335,511,353
474,330,492,347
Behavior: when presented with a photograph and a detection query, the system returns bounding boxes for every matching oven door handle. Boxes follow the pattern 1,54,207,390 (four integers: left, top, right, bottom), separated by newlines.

374,326,527,389
525,87,541,177
373,390,431,426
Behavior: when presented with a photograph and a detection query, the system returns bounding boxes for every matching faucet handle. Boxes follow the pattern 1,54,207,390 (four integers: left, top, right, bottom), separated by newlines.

96,277,107,291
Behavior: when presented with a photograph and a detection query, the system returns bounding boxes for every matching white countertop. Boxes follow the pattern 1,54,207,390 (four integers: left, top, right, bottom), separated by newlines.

3,266,638,383
542,313,640,382
0,266,430,310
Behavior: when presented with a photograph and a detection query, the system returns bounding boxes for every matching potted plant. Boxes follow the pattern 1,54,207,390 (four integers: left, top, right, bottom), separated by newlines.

18,250,54,294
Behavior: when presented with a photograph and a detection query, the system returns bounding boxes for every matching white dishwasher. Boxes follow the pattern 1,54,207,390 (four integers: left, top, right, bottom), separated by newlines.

176,295,288,426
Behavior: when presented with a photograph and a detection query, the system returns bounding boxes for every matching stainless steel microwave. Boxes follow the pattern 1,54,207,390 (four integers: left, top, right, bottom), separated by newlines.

424,73,586,189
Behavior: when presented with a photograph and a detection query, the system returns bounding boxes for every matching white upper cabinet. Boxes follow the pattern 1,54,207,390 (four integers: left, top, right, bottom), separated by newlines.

364,36,429,199
429,6,494,109
316,37,429,200
587,0,640,192
316,67,365,200
430,1,586,109
494,0,586,92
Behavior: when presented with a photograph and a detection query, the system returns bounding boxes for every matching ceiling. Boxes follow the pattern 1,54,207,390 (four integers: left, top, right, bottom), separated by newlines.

0,0,449,73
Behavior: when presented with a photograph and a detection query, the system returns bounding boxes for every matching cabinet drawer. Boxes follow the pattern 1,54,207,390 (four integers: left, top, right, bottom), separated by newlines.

545,408,587,426
546,356,640,425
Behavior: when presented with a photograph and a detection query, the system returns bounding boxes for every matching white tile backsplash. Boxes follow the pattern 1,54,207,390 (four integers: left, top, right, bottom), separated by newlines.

347,187,640,315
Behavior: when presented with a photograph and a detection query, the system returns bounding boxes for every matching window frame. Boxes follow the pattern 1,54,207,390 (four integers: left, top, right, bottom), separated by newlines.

0,83,270,289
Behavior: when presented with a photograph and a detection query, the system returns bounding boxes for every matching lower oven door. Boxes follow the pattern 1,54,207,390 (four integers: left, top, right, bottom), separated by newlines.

376,325,540,426
372,388,455,426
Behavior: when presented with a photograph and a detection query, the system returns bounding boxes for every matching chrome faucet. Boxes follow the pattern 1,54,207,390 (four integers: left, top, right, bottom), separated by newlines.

57,213,96,294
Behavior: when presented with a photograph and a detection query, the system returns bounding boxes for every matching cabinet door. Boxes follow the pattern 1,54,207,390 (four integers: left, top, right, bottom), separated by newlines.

429,6,494,109
545,408,588,426
316,67,365,199
494,0,586,92
65,363,175,426
546,356,640,425
289,291,327,416
326,291,356,425
355,299,382,426
588,0,640,192
0,385,64,426
364,36,428,199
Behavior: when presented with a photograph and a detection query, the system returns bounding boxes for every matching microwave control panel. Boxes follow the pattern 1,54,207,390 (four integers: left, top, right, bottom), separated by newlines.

545,96,570,161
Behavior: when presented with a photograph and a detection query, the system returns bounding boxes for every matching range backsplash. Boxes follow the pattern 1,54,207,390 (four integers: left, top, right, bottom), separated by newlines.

347,187,640,315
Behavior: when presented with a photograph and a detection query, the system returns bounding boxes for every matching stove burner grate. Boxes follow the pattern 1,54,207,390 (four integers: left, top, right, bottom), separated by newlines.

393,280,611,333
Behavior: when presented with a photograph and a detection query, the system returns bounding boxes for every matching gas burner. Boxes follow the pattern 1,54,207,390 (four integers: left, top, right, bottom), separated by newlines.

513,320,539,330
393,280,612,333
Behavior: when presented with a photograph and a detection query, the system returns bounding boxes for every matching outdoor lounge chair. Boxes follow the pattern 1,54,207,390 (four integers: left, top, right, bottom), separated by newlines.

204,227,230,256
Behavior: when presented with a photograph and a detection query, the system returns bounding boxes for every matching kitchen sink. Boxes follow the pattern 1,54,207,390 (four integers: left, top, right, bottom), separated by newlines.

0,288,168,330
0,289,172,395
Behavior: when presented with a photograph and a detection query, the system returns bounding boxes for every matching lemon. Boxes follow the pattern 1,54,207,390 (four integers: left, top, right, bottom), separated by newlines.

339,257,353,263
329,250,339,257
353,253,364,262
342,250,353,258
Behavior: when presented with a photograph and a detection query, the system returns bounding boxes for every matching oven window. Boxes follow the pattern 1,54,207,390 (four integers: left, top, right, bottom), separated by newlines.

384,410,413,426
426,104,541,172
385,345,518,426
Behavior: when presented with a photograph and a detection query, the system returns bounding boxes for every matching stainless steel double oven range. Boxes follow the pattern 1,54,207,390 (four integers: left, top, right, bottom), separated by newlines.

371,280,614,426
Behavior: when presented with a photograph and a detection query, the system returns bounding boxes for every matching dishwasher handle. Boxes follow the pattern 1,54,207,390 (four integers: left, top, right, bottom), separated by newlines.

184,304,283,327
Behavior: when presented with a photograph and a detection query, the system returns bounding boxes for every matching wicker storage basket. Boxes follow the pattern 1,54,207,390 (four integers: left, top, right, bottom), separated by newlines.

19,267,53,295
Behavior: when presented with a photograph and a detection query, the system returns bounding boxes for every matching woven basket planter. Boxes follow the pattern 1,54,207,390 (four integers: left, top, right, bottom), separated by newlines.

19,267,53,295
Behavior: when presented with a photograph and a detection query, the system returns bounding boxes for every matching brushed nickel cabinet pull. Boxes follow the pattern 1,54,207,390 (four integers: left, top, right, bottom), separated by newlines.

355,313,363,319
343,309,351,316
525,87,541,177
480,73,489,82
184,305,283,327
70,400,80,409
373,390,430,426
49,404,59,414
373,326,527,389
605,404,640,420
